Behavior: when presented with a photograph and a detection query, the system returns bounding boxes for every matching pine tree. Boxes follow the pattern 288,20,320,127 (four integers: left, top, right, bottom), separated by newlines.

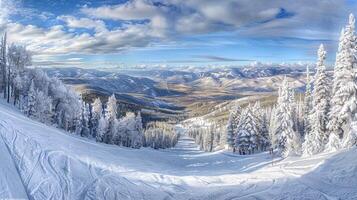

226,104,241,149
274,77,301,156
34,89,53,124
105,94,117,121
303,66,313,136
96,115,108,143
252,101,269,151
80,102,90,137
226,115,235,149
91,98,103,138
303,44,330,156
226,105,241,147
259,108,270,151
235,105,259,154
27,80,36,117
104,94,118,143
327,14,357,150
132,112,143,148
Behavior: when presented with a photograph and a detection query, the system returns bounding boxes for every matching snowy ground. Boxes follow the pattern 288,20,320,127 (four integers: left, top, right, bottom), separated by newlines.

0,102,356,200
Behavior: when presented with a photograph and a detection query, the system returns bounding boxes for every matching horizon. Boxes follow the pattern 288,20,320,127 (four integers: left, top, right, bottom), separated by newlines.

1,0,357,68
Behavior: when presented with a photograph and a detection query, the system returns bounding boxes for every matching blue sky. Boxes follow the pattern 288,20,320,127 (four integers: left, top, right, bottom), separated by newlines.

1,0,356,68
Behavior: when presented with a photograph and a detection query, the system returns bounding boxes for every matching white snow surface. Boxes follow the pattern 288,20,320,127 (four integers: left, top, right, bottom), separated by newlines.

0,101,356,200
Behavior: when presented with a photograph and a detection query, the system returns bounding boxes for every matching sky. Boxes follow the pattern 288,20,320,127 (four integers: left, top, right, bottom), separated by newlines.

0,0,356,68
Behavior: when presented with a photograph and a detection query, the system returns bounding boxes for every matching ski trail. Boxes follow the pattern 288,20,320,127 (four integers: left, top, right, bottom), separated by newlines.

0,122,30,199
0,101,355,200
279,161,338,200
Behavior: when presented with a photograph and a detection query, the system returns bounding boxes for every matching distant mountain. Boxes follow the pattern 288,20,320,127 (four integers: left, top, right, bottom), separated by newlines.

199,66,304,79
43,66,307,113
44,67,183,97
117,66,305,84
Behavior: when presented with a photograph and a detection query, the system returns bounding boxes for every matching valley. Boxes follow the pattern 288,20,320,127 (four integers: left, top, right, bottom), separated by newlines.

44,66,308,124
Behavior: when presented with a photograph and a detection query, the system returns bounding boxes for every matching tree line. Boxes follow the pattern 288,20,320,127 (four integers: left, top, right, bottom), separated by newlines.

227,14,357,157
0,33,178,150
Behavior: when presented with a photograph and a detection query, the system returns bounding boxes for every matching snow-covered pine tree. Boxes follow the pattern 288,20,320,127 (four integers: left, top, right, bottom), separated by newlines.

105,94,117,120
252,101,269,151
119,112,135,147
27,80,36,117
269,105,277,144
79,102,90,137
327,14,357,150
235,105,259,155
296,94,305,136
303,66,313,137
226,105,241,148
226,104,241,149
259,108,270,151
91,97,103,138
303,44,330,156
104,94,118,143
75,106,83,135
274,77,301,157
96,115,108,143
111,118,122,145
226,115,235,149
289,87,299,133
34,89,53,124
132,112,143,148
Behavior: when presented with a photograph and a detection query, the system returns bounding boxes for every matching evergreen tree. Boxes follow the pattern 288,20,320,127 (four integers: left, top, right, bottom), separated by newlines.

303,44,330,155
34,89,53,124
226,104,241,149
105,94,117,121
104,94,118,143
303,66,313,136
80,102,90,137
132,112,143,148
96,115,108,143
91,98,103,138
259,108,270,151
274,77,301,156
327,14,357,150
226,115,235,149
27,80,36,117
235,105,259,154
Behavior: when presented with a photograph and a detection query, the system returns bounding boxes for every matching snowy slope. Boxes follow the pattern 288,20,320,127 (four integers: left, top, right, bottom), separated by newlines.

0,102,356,199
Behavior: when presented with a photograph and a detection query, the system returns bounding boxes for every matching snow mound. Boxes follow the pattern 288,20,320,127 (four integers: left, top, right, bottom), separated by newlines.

0,101,356,199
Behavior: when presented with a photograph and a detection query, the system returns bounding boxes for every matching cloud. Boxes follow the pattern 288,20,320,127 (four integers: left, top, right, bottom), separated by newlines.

80,0,355,39
67,57,83,61
4,0,357,65
57,15,107,33
194,55,254,62
6,20,160,56
81,0,161,21
0,0,17,31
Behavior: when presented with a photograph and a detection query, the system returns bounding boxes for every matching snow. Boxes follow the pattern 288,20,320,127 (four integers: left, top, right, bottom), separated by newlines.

0,101,356,199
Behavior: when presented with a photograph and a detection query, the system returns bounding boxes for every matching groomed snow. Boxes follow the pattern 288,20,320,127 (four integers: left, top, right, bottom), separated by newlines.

0,101,356,200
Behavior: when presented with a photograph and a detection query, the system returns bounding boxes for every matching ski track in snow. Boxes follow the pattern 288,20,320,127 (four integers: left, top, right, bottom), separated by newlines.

0,102,356,199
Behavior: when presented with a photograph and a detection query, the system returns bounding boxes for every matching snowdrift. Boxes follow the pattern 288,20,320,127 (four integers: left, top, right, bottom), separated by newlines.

0,101,356,200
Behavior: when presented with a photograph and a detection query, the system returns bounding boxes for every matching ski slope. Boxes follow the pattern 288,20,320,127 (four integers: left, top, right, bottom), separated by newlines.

0,101,356,200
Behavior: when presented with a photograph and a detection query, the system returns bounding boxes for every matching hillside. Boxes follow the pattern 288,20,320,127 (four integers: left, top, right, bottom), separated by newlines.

0,101,356,199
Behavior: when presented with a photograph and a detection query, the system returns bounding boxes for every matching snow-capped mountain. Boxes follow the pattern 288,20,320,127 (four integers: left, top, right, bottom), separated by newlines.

45,67,181,97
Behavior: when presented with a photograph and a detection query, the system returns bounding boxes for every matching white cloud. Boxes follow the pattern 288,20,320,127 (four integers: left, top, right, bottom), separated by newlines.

81,0,161,21
6,21,160,56
4,0,357,63
80,0,355,38
67,57,83,61
58,15,107,33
